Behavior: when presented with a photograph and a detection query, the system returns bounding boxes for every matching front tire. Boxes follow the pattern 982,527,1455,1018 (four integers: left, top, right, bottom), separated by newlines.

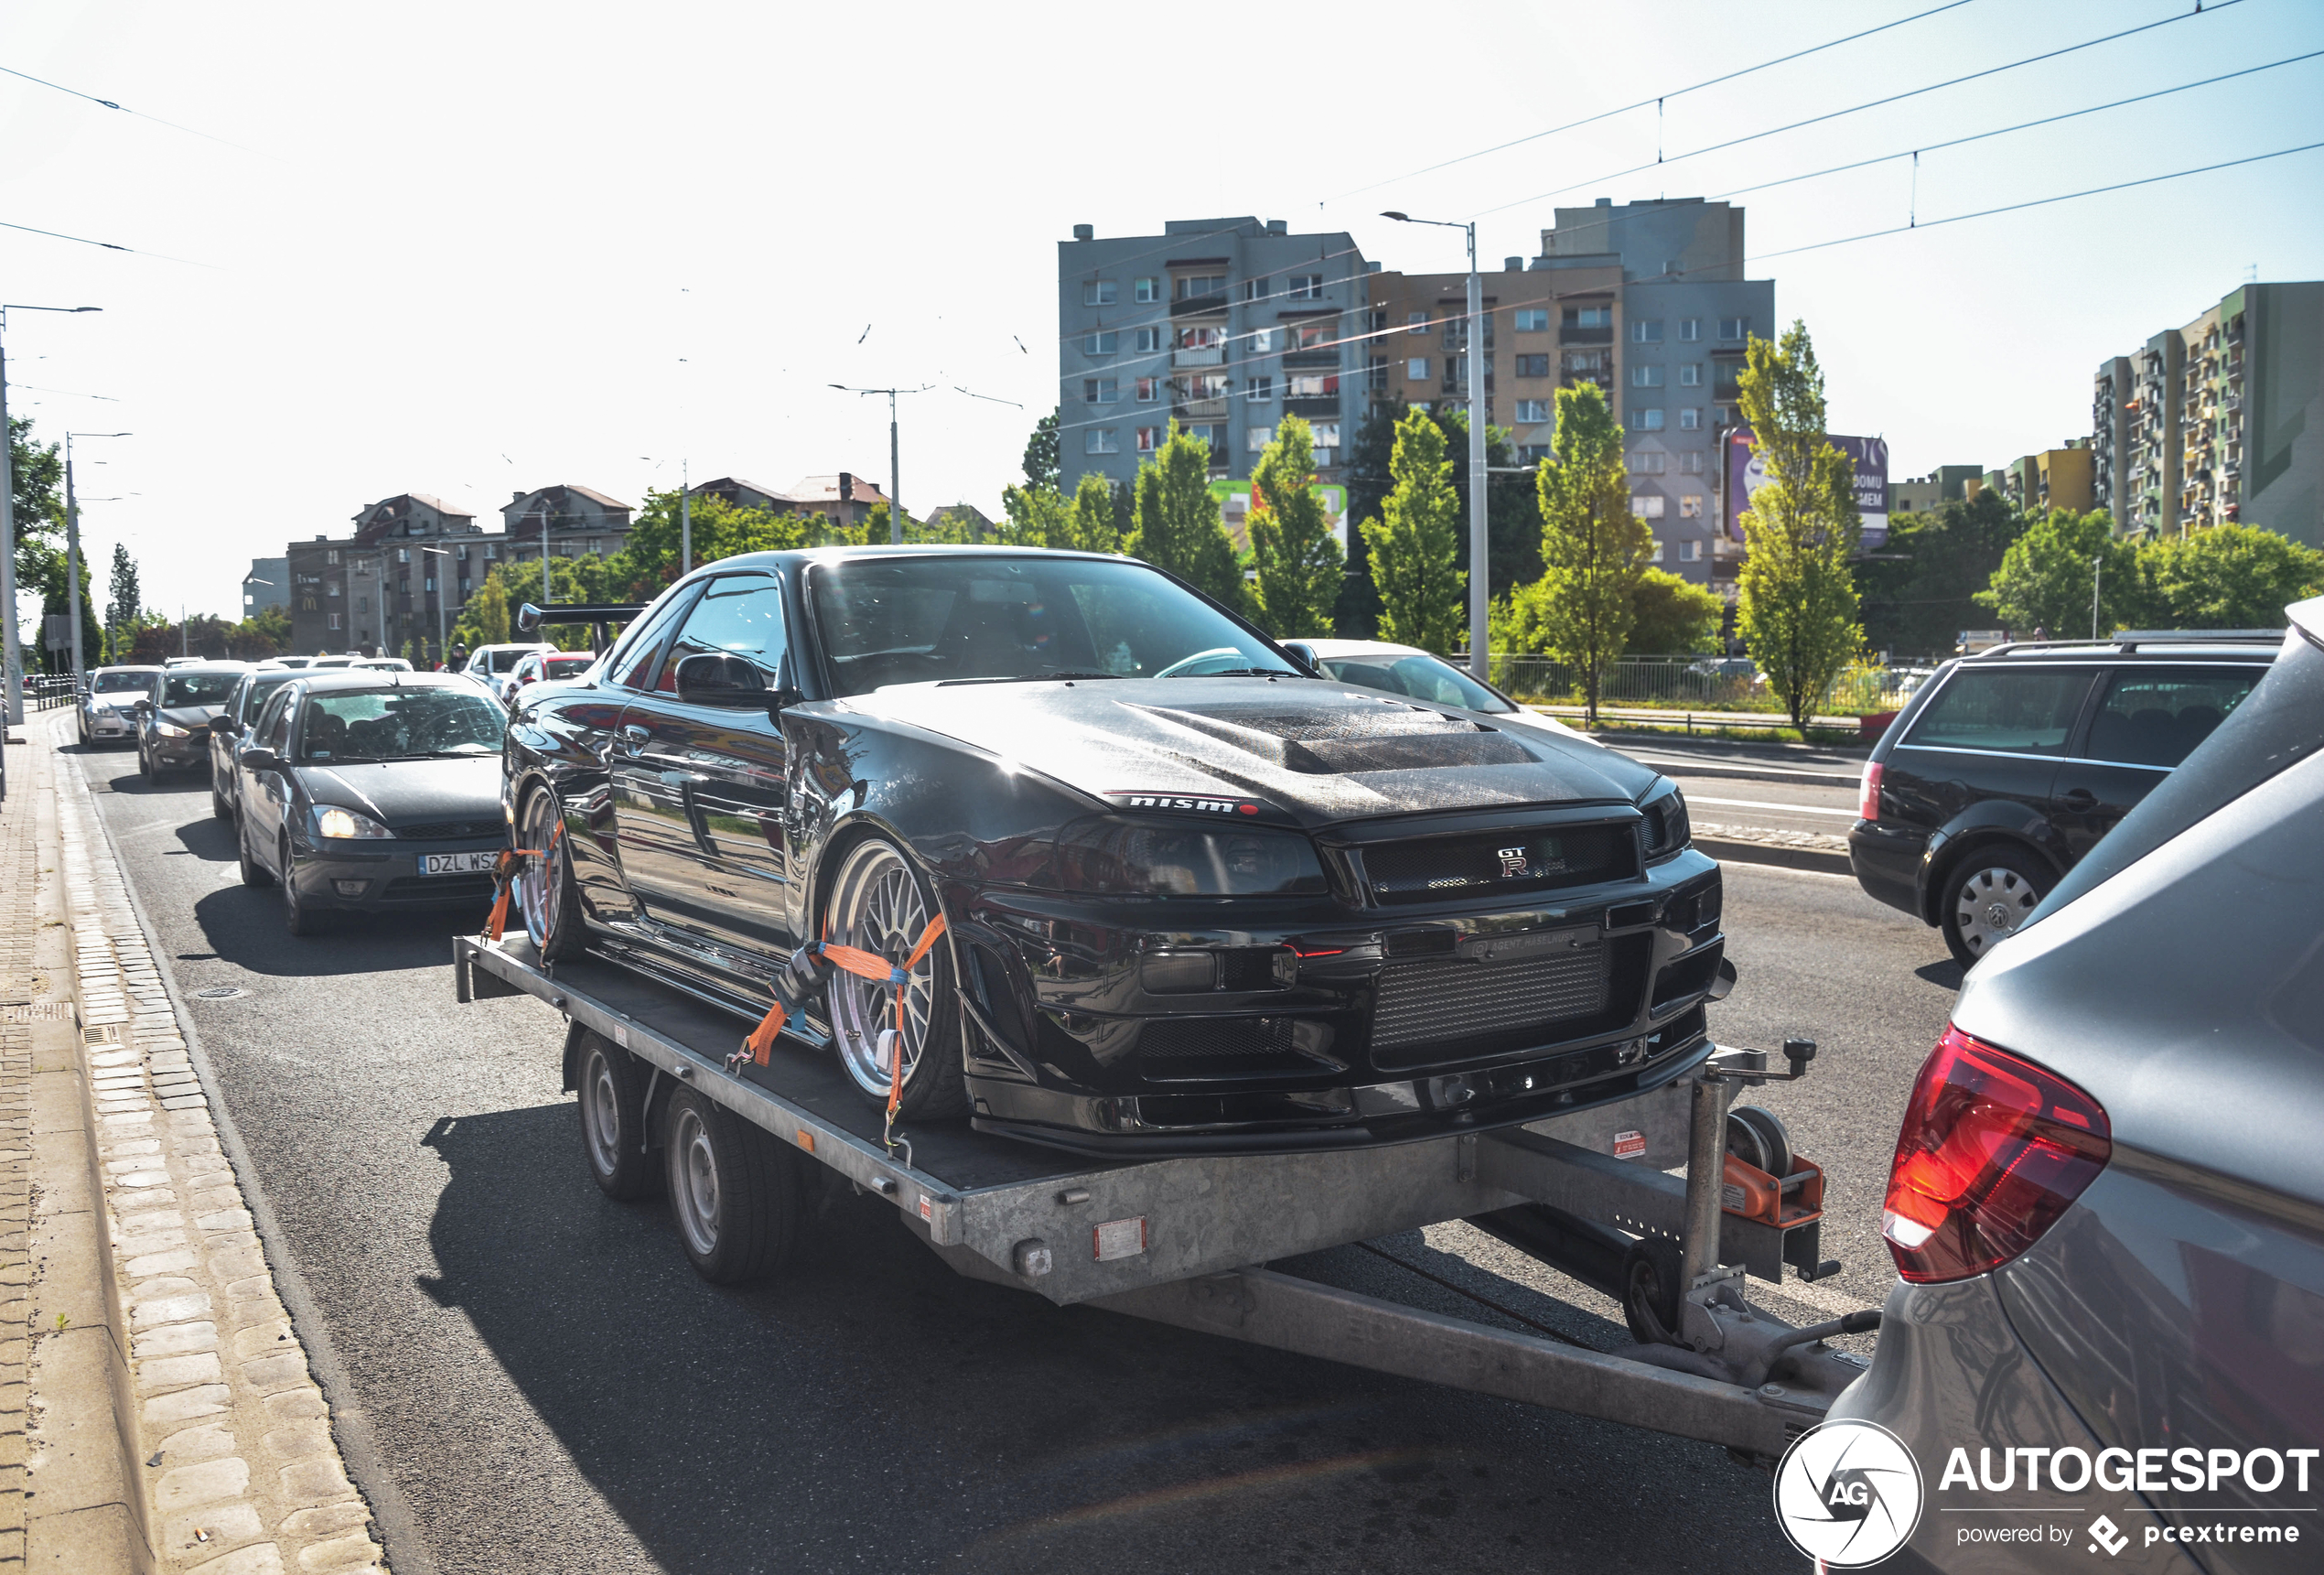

516,784,586,963
210,777,231,821
663,1088,803,1285
1940,847,2047,969
282,837,323,935
823,836,966,1119
576,1033,659,1201
237,814,275,889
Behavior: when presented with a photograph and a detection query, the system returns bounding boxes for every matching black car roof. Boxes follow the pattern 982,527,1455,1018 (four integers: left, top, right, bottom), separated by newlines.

678,544,1130,577
291,671,483,694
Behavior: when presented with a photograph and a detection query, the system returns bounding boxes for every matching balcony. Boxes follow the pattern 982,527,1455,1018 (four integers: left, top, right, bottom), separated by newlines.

1559,325,1613,346
1286,396,1340,417
1283,350,1340,370
1172,399,1228,421
1172,347,1224,368
1170,294,1229,318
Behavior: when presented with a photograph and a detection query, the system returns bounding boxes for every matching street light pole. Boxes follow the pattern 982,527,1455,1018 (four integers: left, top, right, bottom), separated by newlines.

0,305,102,722
63,433,130,683
1383,214,1490,680
680,458,691,574
831,383,930,544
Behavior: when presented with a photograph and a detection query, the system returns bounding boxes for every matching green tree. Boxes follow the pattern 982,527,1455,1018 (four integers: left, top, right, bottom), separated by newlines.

613,489,812,598
455,571,512,647
1976,508,2141,637
997,482,1072,548
1023,406,1061,491
1735,320,1865,729
105,542,141,663
1341,396,1541,638
1533,383,1652,722
1359,406,1467,653
1247,415,1341,636
1068,472,1123,555
1856,489,2026,657
1128,422,1244,610
1628,568,1726,653
2141,523,2324,629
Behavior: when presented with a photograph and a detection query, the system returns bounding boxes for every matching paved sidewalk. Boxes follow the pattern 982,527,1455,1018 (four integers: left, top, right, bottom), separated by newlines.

11,716,388,1574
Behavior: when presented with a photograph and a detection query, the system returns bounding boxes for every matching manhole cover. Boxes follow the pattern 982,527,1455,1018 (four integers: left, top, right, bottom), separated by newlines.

193,987,249,1001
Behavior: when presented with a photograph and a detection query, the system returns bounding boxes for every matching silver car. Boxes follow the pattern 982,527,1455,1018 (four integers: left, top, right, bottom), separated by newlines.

78,665,163,747
1830,594,2324,1571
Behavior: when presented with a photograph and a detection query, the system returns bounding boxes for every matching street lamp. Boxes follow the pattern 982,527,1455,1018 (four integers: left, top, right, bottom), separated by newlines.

63,431,133,685
830,383,931,544
1383,212,1490,682
0,304,102,724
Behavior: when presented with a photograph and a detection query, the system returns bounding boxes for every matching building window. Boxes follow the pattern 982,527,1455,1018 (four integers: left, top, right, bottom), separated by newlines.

1175,275,1226,300
1517,444,1553,462
1135,426,1162,452
1564,306,1613,329
1717,317,1748,341
1368,355,1390,392
1247,426,1275,453
458,577,470,593
1242,275,1271,303
1634,494,1666,518
1513,308,1550,332
1680,495,1703,518
1310,423,1341,448
356,596,369,613
1083,378,1118,405
1289,275,1324,299
1631,319,1663,344
1246,327,1273,353
1681,540,1702,562
1514,354,1550,378
1083,281,1116,307
1712,405,1731,426
1135,377,1158,403
1515,399,1552,423
1679,408,1700,430
1085,330,1118,356
1634,408,1665,430
1408,358,1430,380
1408,313,1429,334
1085,428,1120,455
1134,277,1159,303
1248,376,1273,402
1133,327,1163,354
1286,373,1340,400
1650,540,1665,563
1678,318,1699,341
325,550,340,566
328,612,342,631
424,576,436,592
485,544,499,559
456,543,469,560
1292,323,1330,351
1631,366,1664,388
328,582,341,598
1628,452,1668,474
1680,363,1702,387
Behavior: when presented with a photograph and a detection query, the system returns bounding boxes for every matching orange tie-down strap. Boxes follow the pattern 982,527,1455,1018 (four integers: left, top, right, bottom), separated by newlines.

482,819,563,944
737,912,948,1072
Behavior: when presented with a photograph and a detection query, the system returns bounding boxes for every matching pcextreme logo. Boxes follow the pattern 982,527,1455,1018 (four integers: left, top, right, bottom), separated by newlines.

1773,1419,1925,1567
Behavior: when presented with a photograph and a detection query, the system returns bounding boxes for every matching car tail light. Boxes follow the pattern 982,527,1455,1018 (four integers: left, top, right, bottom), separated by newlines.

1856,760,1884,822
1883,1025,2110,1283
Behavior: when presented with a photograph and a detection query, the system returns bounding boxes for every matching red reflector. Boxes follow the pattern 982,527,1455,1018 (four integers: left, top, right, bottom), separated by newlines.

1857,760,1884,823
1882,1025,2110,1283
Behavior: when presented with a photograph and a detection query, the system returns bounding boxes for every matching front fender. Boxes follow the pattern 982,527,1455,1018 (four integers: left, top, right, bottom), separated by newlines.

1917,801,2070,923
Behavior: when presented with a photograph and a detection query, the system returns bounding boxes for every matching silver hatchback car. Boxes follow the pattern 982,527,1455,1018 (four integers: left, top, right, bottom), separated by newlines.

1829,596,2324,1571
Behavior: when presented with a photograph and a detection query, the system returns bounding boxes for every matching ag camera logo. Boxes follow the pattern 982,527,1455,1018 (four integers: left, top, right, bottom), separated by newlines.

1773,1419,1925,1567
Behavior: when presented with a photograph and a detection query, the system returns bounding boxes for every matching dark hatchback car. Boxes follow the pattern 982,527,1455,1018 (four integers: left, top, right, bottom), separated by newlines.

207,666,308,820
1848,631,2278,965
504,546,1726,1156
232,672,511,934
136,663,251,781
1833,600,2324,1572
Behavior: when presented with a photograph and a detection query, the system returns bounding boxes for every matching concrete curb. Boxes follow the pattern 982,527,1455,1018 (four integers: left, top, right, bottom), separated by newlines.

1696,835,1855,878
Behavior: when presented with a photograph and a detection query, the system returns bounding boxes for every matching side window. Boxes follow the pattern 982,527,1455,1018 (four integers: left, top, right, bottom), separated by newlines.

659,575,786,692
612,588,702,691
1903,670,2093,756
2082,665,2263,769
257,689,295,753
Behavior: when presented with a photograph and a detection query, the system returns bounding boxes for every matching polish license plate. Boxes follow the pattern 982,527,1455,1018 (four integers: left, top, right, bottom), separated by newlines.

418,851,498,876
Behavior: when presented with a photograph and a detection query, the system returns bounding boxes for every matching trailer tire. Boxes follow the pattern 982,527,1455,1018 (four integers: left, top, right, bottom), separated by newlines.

577,1033,660,1201
664,1087,803,1285
1621,1235,1685,1347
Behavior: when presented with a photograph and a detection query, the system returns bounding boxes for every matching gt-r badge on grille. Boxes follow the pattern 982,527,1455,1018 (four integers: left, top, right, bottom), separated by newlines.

1497,846,1529,879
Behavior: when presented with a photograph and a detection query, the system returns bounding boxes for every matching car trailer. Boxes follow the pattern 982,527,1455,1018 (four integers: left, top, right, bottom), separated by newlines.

452,932,1877,1462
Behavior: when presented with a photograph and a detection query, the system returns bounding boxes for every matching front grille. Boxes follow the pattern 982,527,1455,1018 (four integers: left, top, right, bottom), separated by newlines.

393,820,506,841
1359,822,1636,904
1136,1015,1329,1081
1370,943,1611,1068
382,874,498,901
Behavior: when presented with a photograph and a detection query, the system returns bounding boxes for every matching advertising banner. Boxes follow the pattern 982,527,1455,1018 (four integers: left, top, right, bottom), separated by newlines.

1723,428,1890,551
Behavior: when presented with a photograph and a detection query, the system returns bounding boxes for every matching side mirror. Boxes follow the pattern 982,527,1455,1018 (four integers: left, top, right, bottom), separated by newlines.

1281,642,1322,675
239,746,281,773
209,715,235,737
674,653,769,708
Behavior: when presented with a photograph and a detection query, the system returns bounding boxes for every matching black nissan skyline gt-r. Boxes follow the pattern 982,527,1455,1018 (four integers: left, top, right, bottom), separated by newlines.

503,545,1727,1155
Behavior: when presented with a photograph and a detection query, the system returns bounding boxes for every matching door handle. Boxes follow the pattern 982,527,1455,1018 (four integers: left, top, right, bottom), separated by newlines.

616,724,650,758
2060,787,2097,811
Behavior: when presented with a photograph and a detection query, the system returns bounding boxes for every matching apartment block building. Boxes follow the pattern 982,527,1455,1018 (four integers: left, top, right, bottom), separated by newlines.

1990,444,2094,516
2093,281,2324,545
242,557,287,617
1058,217,1370,496
1888,465,1985,519
1535,199,1774,590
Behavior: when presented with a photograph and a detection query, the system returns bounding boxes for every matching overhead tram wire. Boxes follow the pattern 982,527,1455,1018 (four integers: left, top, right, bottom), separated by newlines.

1322,0,1981,204
0,63,251,150
0,217,216,267
1705,49,2324,203
1469,0,2250,219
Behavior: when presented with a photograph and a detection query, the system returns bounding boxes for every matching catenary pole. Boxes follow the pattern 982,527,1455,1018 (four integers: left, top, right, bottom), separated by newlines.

680,458,691,574
888,390,902,545
0,319,18,725
1465,222,1487,681
64,445,81,681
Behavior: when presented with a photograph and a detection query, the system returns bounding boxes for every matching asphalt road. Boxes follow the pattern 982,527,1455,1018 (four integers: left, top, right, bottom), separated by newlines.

66,731,1960,1575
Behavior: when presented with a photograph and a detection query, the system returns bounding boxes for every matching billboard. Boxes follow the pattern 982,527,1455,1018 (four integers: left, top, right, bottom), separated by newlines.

1723,428,1890,550
1210,480,1348,556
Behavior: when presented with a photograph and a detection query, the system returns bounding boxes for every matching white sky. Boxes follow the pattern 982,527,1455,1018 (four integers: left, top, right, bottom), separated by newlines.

5,0,2320,623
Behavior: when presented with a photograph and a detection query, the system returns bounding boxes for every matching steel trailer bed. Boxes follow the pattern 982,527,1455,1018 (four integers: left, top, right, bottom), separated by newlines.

453,933,1874,1462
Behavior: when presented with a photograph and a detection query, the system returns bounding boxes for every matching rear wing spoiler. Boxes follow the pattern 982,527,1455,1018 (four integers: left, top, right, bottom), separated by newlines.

517,601,648,653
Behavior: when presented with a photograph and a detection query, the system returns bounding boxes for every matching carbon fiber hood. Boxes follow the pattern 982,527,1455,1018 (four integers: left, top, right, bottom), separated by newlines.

848,676,1660,826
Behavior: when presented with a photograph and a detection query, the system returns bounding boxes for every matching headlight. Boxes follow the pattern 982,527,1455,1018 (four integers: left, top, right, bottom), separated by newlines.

313,805,395,841
1052,818,1327,896
156,720,190,738
1641,785,1690,860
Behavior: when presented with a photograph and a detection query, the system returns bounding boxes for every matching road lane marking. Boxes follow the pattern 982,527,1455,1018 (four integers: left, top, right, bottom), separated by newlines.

1688,795,1858,818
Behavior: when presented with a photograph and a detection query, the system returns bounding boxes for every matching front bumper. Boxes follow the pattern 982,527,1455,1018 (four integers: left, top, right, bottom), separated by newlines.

145,733,207,769
84,711,135,741
288,838,509,913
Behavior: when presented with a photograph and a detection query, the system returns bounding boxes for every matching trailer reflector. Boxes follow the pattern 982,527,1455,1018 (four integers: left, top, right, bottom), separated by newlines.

796,1130,815,1154
1094,1217,1147,1261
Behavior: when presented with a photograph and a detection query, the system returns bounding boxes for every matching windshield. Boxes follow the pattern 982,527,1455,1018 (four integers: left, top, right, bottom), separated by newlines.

809,555,1294,695
158,672,241,707
296,687,506,762
488,648,537,674
1319,653,1514,713
92,671,157,695
545,655,591,676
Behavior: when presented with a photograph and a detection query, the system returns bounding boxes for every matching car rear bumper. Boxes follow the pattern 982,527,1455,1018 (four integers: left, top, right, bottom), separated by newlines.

1848,819,1928,920
289,840,508,912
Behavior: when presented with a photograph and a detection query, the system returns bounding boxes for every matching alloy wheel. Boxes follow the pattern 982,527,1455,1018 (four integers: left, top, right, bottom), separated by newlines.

823,840,938,1103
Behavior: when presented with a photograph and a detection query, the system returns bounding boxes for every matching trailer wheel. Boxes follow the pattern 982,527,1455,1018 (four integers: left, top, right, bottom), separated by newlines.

1621,1235,1685,1346
577,1034,660,1201
664,1087,803,1285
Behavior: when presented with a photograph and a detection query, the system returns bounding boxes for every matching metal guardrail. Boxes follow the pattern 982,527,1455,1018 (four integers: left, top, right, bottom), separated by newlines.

30,676,77,711
1483,654,1942,717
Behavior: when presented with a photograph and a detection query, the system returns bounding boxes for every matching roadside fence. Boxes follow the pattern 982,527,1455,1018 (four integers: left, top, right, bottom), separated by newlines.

1475,654,1945,717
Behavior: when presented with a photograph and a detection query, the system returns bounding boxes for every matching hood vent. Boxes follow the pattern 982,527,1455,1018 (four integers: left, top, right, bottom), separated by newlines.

1131,699,1535,775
